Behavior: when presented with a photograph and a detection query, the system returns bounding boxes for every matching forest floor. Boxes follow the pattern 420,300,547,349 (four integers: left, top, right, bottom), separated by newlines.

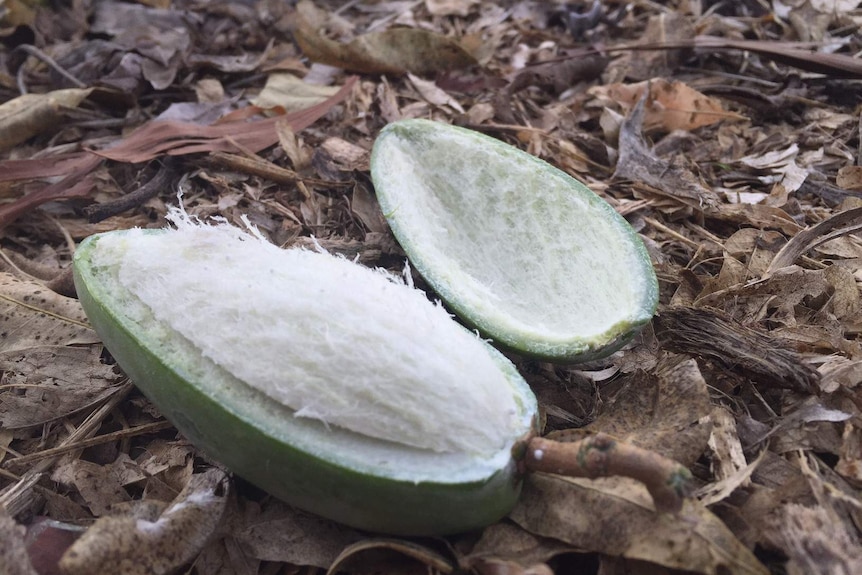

2,1,862,574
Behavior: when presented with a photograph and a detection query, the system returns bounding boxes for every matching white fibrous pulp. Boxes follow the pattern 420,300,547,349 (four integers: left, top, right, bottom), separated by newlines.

374,124,654,347
90,212,522,456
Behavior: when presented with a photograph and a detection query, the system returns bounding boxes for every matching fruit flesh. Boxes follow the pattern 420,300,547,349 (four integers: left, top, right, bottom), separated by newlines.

371,120,659,361
73,225,538,535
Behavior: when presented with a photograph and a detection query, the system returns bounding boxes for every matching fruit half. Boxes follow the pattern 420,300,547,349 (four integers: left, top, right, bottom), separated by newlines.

371,119,659,362
72,212,538,536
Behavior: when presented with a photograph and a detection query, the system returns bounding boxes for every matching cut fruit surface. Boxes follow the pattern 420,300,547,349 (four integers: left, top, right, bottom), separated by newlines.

371,119,659,362
72,211,537,535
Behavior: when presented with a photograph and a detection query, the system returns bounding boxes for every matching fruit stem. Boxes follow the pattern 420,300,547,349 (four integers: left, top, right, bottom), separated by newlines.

523,434,691,513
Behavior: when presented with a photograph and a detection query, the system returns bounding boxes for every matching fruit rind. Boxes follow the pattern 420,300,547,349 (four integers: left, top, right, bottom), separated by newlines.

371,119,659,362
73,230,537,535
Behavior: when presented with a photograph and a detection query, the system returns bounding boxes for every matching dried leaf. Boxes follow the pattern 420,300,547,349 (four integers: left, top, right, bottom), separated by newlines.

233,501,360,569
59,468,229,575
768,503,862,575
613,93,720,210
836,165,862,190
461,523,571,572
511,474,769,575
293,1,476,75
766,206,862,276
0,273,98,353
836,423,862,487
0,78,356,227
425,0,479,17
24,518,85,575
0,509,38,575
251,73,342,113
407,73,465,113
326,538,454,575
0,89,93,153
706,407,748,483
591,79,746,132
575,357,712,467
0,346,123,429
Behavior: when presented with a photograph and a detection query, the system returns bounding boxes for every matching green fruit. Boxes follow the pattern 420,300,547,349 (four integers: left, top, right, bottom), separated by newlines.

371,119,659,362
72,214,537,536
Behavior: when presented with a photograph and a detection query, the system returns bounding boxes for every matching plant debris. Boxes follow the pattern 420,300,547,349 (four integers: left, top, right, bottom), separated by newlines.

2,0,862,573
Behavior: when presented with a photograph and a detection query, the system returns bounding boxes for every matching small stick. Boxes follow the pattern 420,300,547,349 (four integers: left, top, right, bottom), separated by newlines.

84,159,176,223
523,433,692,513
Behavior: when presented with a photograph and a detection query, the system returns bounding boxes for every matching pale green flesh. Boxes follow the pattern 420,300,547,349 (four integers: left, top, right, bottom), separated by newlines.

73,230,538,535
371,119,659,361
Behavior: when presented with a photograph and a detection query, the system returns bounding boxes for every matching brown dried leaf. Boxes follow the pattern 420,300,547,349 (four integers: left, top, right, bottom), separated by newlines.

836,165,862,190
613,94,720,210
293,1,476,75
510,474,768,575
24,518,85,575
575,358,712,467
0,509,38,575
0,78,356,227
0,273,99,353
59,468,229,575
591,79,746,133
706,407,748,484
766,206,862,276
0,89,93,153
461,523,571,572
326,538,454,575
836,423,862,487
425,0,479,17
768,503,862,575
251,73,342,113
52,457,137,517
0,346,123,428
232,501,360,569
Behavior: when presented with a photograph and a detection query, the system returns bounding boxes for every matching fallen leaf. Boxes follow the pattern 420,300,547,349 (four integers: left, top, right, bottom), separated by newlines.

461,522,572,572
836,423,862,487
766,206,862,276
706,406,749,483
613,93,721,210
0,509,38,575
407,73,465,113
425,0,479,17
232,501,360,569
24,518,85,575
768,502,862,574
326,538,454,575
293,1,476,75
0,346,124,429
576,357,712,467
0,77,357,227
0,273,99,353
836,165,862,190
511,474,769,575
0,88,93,152
59,468,229,575
591,79,746,133
251,73,342,113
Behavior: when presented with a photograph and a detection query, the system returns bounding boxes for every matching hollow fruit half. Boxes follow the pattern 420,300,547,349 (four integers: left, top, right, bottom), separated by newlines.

371,119,659,362
72,211,538,536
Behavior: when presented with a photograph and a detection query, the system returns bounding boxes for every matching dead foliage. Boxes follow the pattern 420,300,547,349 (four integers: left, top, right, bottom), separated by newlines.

2,1,862,574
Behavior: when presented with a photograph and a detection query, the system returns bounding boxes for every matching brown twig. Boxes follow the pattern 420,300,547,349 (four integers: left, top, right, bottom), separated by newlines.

523,434,692,513
84,159,177,223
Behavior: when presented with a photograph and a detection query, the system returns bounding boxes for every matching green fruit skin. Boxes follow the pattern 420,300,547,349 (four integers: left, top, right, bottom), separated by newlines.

371,119,659,363
73,234,531,536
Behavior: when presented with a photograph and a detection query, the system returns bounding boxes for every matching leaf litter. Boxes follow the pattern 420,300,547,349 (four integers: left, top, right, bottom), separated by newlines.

3,1,862,573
